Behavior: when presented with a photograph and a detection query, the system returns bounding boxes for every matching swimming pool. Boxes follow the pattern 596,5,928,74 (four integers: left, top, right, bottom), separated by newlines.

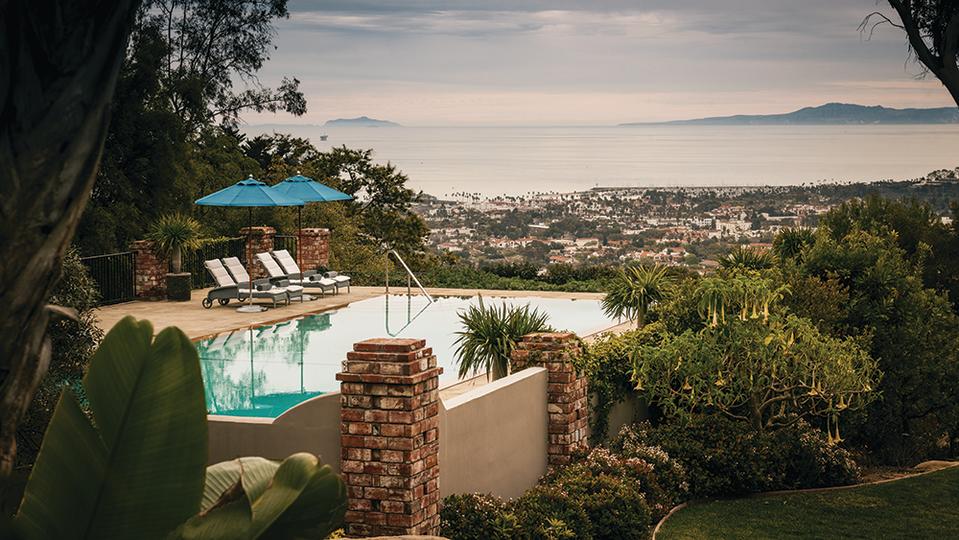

196,294,613,418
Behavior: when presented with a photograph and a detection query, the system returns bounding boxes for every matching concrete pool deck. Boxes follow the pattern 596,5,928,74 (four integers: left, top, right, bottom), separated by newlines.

94,285,608,340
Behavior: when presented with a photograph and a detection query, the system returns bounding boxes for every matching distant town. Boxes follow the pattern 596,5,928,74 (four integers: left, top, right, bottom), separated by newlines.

416,167,959,271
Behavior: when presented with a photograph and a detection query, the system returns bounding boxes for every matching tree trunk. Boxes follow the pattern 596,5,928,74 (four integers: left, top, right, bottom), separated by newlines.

0,1,139,477
172,246,182,274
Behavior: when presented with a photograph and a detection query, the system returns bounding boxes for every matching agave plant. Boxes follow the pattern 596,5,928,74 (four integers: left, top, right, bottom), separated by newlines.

453,297,552,380
148,213,203,273
602,264,672,328
12,317,346,540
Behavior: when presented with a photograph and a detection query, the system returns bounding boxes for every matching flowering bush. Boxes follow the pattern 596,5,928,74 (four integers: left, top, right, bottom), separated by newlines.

615,417,860,498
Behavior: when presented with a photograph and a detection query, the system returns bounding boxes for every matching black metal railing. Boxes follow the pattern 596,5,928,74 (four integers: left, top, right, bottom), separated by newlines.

80,251,136,305
183,237,246,289
273,234,297,256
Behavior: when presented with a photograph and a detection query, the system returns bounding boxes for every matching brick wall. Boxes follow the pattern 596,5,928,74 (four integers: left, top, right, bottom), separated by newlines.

240,226,275,279
299,227,330,272
336,338,442,537
129,240,166,299
511,332,588,466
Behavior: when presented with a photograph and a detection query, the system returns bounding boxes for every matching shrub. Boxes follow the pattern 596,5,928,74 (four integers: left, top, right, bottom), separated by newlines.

481,260,541,280
545,447,679,524
511,485,592,540
440,493,517,540
16,248,103,467
614,417,860,498
546,470,651,540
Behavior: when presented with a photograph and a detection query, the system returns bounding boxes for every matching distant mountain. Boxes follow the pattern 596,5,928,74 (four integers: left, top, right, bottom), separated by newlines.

621,103,959,126
324,116,401,127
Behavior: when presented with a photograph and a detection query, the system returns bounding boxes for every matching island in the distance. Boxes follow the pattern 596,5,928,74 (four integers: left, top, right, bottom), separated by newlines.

324,116,401,127
621,103,959,126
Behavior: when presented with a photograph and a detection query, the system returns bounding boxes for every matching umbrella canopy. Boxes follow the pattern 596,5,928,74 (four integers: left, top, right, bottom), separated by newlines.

196,175,306,207
269,174,352,300
195,175,304,313
269,173,353,203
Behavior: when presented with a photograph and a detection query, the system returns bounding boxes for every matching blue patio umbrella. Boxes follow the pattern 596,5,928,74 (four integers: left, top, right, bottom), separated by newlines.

269,172,352,275
196,175,305,313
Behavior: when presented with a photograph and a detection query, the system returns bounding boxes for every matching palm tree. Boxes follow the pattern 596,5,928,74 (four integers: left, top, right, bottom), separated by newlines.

453,297,551,380
148,213,203,273
602,264,672,328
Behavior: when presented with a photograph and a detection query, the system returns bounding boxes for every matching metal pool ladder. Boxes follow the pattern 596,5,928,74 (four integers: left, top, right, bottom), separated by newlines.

384,249,434,337
385,249,434,303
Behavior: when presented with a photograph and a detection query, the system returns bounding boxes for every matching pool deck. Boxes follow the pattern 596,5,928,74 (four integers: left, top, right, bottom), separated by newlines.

94,286,607,340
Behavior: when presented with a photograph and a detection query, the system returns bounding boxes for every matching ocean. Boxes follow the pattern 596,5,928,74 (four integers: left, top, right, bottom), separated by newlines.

242,124,959,196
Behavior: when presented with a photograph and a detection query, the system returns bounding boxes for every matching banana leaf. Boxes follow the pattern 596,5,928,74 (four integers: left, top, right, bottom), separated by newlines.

14,316,208,539
171,453,346,539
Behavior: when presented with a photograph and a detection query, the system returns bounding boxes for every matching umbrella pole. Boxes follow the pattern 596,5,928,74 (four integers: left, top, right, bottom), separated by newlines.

238,206,267,313
297,206,314,301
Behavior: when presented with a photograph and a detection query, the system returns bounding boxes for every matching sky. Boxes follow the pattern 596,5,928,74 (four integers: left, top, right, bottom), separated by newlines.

244,0,957,127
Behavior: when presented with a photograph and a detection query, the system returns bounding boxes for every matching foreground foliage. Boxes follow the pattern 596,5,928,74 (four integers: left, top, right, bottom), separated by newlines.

11,317,345,539
659,465,959,540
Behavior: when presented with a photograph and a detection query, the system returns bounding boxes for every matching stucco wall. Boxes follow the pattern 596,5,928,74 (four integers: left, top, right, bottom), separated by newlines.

207,391,342,472
594,393,649,442
439,367,549,499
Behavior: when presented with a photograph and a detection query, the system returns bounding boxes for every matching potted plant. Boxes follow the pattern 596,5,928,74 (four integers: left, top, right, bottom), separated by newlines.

148,213,203,301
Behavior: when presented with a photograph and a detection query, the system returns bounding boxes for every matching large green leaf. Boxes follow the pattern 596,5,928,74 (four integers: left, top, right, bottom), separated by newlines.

172,453,346,540
14,316,208,539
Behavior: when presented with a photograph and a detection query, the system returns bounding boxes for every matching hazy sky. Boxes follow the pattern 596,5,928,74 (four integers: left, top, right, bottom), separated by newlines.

244,0,957,126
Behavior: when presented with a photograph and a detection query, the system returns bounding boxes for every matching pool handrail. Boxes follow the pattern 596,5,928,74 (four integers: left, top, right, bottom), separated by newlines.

386,249,434,303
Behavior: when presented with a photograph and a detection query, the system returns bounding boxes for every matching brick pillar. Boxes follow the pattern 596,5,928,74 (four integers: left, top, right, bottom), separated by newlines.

240,226,275,279
336,338,442,537
299,227,330,272
129,240,167,299
512,332,588,467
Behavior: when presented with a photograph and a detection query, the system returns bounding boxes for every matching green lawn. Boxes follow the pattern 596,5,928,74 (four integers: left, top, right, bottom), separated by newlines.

658,466,959,539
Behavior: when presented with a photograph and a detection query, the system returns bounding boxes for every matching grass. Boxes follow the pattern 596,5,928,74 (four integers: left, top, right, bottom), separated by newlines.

658,465,959,539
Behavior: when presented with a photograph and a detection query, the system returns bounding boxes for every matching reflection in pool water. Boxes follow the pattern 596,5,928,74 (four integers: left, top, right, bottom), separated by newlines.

196,294,613,418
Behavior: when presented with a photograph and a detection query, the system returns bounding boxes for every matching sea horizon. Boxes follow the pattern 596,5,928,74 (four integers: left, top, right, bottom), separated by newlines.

240,124,959,197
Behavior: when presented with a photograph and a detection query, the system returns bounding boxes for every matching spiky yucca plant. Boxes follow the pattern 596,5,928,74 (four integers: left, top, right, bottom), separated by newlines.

148,213,203,273
453,297,551,380
720,245,774,273
602,264,672,328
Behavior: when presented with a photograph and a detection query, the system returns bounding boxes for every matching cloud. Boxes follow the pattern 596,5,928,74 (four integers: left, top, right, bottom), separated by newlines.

241,0,953,125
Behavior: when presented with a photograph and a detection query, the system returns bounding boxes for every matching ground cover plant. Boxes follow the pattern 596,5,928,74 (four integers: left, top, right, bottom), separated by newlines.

658,465,959,539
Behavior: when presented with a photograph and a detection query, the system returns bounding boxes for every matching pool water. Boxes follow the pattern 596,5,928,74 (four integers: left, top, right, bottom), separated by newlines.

196,294,613,418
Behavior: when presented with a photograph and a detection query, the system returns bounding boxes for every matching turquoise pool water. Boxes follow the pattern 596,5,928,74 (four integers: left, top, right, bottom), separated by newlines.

196,294,613,418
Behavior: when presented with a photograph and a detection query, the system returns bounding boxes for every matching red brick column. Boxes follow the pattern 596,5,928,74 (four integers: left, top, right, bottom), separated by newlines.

299,227,330,272
512,332,588,466
129,240,166,299
336,338,442,537
240,226,275,279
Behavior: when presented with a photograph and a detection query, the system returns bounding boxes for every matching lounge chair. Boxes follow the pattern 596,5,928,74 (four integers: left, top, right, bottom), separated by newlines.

254,252,336,296
221,257,303,305
201,259,288,309
323,270,351,293
272,249,351,293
